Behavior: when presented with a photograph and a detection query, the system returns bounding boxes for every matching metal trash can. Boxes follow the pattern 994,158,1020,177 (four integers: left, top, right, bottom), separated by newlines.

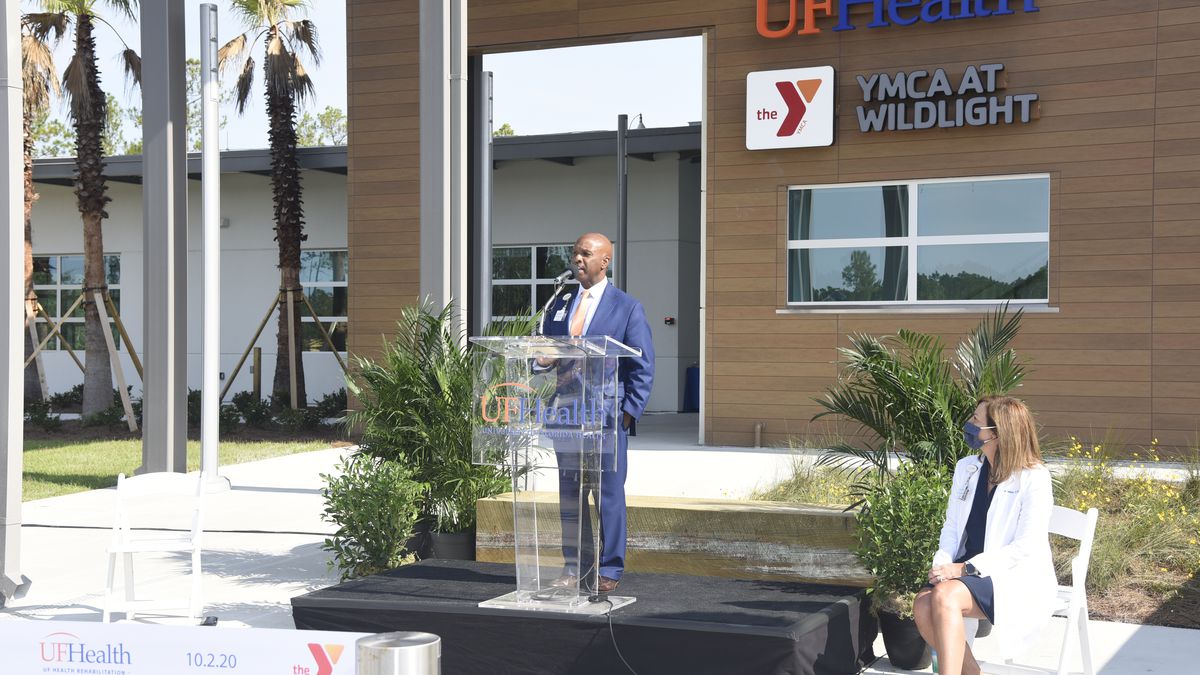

356,632,440,675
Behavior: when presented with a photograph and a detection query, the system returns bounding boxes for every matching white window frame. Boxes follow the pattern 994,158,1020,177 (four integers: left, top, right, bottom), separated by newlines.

786,173,1050,307
489,241,614,319
32,253,121,351
299,248,348,353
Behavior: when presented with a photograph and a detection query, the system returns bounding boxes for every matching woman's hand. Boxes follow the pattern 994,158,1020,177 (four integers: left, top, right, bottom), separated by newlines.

928,563,966,584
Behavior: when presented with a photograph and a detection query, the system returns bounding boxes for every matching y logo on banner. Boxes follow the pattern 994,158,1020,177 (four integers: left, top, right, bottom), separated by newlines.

307,643,345,675
773,79,823,137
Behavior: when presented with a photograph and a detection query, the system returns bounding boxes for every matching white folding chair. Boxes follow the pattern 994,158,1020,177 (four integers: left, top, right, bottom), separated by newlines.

969,505,1099,675
102,472,206,622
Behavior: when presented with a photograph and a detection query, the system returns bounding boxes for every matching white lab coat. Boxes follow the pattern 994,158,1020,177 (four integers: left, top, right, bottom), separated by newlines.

932,455,1057,658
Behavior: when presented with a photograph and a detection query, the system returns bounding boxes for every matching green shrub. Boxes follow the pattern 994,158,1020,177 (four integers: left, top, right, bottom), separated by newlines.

186,388,202,426
24,399,62,432
321,454,425,581
48,384,84,411
231,391,272,428
82,403,125,428
219,404,241,434
314,388,348,419
274,406,323,432
855,462,952,617
346,300,535,534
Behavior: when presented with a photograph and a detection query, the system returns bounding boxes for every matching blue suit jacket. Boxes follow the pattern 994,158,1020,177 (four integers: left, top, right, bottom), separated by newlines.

542,283,655,421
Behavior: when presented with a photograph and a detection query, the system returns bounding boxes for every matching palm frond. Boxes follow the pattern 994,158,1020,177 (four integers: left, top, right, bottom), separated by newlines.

22,12,70,43
283,19,320,65
100,0,138,21
234,56,255,114
119,48,140,88
21,34,61,111
217,33,250,75
291,55,315,103
60,51,91,118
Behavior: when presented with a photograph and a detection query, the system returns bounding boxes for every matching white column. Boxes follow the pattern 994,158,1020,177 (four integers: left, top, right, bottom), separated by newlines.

1,0,29,604
199,4,226,489
419,0,468,332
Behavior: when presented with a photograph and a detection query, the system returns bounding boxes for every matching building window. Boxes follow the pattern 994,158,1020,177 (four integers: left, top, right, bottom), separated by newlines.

31,254,122,351
300,249,347,352
786,175,1050,305
491,244,617,319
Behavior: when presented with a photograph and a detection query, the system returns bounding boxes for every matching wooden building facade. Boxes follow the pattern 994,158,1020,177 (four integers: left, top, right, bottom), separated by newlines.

346,0,1200,451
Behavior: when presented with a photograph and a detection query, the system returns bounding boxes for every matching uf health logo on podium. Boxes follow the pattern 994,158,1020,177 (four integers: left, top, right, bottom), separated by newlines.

746,65,835,149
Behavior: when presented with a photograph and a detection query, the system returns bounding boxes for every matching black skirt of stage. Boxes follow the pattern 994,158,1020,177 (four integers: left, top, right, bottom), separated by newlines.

291,560,878,675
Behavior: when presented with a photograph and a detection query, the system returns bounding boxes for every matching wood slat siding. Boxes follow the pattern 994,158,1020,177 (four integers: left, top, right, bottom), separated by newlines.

346,0,1199,452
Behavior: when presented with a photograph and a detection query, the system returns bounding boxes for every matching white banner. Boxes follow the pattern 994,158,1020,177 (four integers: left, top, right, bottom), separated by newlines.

0,620,369,675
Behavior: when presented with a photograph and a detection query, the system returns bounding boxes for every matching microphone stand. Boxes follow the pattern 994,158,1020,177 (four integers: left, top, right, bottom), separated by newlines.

536,276,572,336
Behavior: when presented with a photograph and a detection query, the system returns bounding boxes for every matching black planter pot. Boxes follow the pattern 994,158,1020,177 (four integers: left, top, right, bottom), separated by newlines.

430,531,476,561
879,610,932,671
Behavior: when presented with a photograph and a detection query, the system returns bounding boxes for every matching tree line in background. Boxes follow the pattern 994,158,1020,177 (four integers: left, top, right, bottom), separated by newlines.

21,0,340,417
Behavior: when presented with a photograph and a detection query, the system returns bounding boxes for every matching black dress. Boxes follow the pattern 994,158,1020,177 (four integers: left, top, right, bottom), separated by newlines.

955,455,997,623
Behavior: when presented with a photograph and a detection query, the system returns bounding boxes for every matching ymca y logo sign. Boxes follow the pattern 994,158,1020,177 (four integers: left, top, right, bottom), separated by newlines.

746,66,835,149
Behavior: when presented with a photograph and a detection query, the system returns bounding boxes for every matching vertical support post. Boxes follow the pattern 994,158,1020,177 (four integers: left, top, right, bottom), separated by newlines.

140,0,188,474
1,0,29,605
200,4,222,483
252,347,261,400
93,291,137,433
419,0,468,331
616,114,629,290
286,289,298,410
470,65,493,334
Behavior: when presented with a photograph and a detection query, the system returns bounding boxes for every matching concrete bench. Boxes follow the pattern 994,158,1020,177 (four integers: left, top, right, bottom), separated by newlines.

476,492,871,586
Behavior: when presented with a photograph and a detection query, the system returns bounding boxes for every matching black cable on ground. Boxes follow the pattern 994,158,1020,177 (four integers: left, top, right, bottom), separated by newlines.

604,598,640,675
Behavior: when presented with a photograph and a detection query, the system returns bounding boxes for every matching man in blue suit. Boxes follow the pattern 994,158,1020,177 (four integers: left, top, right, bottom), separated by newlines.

541,232,654,594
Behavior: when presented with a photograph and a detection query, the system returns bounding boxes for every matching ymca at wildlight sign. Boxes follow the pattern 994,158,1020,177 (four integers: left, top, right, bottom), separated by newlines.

756,0,1040,38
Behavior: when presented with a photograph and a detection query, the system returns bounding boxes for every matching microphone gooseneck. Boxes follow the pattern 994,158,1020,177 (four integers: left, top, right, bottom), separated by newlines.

536,268,575,336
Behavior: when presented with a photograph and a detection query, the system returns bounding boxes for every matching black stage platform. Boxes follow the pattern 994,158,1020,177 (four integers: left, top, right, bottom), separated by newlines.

292,560,878,675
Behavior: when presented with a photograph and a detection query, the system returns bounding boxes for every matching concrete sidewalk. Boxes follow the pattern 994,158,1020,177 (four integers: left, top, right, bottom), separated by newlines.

1,445,1196,674
0,447,350,628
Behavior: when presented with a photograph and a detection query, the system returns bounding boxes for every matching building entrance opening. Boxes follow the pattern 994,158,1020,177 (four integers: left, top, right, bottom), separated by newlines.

479,36,703,443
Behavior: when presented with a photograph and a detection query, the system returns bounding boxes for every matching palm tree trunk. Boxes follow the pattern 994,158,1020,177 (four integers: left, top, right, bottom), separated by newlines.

73,14,114,416
265,30,307,408
24,99,44,403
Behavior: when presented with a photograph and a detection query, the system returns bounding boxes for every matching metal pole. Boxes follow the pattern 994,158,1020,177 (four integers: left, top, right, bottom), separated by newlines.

1,0,30,605
471,68,493,331
449,0,468,337
419,0,450,310
356,633,440,675
616,114,628,290
140,0,188,474
200,4,223,485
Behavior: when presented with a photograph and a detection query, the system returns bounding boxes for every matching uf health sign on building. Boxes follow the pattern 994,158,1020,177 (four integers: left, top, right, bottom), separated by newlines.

1,619,368,675
756,0,1039,38
746,66,835,149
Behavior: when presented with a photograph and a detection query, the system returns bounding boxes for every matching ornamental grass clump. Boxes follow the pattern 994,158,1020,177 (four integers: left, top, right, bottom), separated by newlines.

1054,438,1200,596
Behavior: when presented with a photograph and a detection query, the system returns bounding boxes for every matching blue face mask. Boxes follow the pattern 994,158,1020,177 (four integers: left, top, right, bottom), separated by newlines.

963,421,995,450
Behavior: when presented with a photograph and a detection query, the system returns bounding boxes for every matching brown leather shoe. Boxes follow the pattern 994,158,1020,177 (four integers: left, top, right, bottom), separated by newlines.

596,576,619,593
549,575,577,588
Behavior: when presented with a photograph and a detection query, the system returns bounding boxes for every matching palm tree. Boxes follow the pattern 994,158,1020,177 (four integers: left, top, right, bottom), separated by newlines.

814,306,1026,499
20,12,66,403
33,1,141,416
219,0,319,408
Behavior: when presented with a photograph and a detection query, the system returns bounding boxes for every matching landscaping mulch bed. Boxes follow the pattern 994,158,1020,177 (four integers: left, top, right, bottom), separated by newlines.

1089,574,1200,630
24,419,353,445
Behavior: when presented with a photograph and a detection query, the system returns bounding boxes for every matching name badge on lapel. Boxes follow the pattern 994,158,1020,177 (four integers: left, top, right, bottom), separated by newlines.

553,294,570,322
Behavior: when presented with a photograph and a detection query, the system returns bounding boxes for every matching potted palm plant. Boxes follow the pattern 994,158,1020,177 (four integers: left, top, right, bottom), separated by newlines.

346,300,534,561
814,307,1026,668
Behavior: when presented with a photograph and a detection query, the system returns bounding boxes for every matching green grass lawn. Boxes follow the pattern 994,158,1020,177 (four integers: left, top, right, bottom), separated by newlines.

22,439,337,501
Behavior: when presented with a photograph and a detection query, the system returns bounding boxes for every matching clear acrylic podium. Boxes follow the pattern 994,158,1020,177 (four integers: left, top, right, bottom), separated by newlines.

471,335,641,614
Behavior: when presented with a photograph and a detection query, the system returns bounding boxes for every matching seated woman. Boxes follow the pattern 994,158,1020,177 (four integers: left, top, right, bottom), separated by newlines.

913,396,1056,675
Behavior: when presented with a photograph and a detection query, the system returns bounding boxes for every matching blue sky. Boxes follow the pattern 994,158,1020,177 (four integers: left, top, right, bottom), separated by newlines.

26,1,701,149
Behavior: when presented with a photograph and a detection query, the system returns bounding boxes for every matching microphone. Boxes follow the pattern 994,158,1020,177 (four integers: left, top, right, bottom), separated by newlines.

553,268,574,284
